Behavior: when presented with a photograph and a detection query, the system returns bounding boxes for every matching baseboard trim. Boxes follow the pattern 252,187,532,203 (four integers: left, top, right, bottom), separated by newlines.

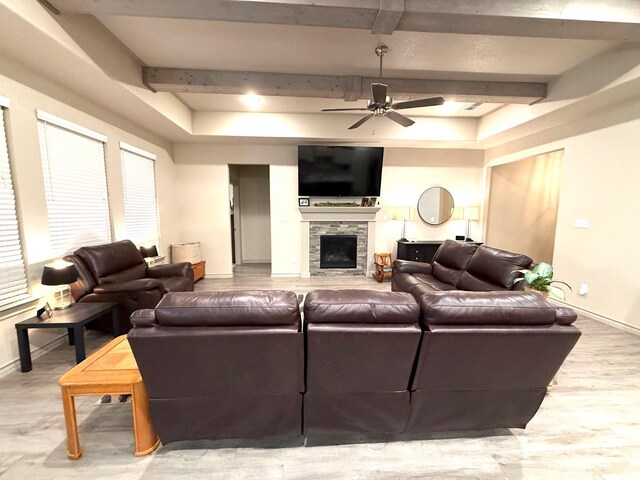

0,333,67,378
204,273,233,279
271,273,301,278
549,299,640,336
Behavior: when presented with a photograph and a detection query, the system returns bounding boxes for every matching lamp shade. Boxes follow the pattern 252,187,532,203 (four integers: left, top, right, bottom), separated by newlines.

140,245,159,258
41,261,78,286
392,206,412,221
463,206,480,221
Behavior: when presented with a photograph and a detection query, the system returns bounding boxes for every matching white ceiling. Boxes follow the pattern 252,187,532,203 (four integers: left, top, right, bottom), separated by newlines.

177,93,503,117
97,15,618,117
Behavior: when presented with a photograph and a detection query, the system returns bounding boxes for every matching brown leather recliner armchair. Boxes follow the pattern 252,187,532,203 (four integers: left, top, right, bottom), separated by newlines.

406,290,581,433
128,290,304,444
64,240,194,333
303,290,421,436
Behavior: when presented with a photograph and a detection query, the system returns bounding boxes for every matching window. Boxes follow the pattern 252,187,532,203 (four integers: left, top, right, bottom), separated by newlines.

37,111,111,256
0,97,29,307
120,142,159,245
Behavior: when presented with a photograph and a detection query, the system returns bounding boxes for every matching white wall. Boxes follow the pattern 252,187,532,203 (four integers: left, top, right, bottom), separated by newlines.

235,165,271,263
0,68,179,372
485,109,640,331
174,144,485,276
374,148,485,257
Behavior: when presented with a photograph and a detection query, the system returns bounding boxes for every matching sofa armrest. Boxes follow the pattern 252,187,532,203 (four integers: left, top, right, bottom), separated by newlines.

93,278,164,295
392,259,433,276
147,262,194,281
130,309,157,327
555,307,578,325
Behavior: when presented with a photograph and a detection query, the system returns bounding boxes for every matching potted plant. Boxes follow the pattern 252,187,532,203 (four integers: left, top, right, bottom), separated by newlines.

514,262,572,300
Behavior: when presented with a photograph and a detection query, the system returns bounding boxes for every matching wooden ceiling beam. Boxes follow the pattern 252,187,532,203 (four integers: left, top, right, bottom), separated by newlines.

142,67,547,104
49,0,640,40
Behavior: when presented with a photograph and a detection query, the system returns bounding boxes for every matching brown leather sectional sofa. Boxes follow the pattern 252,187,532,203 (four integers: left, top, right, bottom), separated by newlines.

65,240,194,333
392,239,533,294
129,274,581,445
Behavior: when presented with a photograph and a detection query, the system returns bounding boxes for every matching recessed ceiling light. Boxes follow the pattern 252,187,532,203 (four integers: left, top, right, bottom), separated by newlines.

441,101,460,114
243,93,263,109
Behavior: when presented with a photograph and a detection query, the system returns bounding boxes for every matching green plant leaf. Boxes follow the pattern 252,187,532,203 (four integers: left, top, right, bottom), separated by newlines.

533,262,553,278
550,280,572,290
547,285,566,301
524,271,539,284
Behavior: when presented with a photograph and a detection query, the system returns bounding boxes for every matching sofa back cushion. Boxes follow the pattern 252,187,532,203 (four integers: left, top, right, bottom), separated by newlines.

419,291,556,326
457,245,532,291
304,289,419,324
304,289,421,394
155,290,300,327
431,240,479,286
74,240,146,284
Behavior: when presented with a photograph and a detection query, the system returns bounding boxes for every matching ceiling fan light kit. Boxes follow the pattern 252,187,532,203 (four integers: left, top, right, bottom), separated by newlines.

321,45,446,129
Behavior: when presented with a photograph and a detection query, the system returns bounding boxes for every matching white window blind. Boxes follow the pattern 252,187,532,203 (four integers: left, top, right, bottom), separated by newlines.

120,143,159,245
38,113,111,257
0,106,29,307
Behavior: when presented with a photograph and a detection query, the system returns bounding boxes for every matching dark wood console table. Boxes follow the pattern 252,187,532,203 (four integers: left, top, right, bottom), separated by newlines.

397,240,482,263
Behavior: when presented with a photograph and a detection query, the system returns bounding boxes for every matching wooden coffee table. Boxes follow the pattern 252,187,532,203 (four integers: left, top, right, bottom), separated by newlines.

58,335,159,459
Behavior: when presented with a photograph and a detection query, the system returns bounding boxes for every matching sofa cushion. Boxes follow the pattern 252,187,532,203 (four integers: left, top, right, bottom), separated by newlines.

75,240,146,284
431,240,479,286
457,245,532,291
418,291,556,326
156,276,195,293
154,291,300,327
304,290,419,324
413,274,459,291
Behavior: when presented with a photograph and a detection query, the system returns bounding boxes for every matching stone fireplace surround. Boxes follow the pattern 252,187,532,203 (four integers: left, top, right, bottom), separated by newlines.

299,206,380,277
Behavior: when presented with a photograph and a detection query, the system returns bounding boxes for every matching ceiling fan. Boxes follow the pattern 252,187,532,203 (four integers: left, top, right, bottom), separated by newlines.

321,45,445,130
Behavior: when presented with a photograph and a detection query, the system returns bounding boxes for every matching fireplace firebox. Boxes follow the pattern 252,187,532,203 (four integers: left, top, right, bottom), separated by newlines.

320,235,357,269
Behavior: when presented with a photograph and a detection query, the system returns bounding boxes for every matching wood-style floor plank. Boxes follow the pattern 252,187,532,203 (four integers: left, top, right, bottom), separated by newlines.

1,276,638,479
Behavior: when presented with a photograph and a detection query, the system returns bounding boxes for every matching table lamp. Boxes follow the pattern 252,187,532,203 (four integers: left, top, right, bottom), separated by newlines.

463,206,480,242
392,206,412,241
41,261,78,309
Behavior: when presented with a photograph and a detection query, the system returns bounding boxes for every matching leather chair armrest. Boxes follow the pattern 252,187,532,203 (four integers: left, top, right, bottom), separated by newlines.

555,307,578,325
147,262,194,281
93,278,164,295
392,259,433,276
130,309,157,327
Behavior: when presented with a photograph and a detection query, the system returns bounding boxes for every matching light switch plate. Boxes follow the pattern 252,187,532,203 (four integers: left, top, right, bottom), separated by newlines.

574,218,589,229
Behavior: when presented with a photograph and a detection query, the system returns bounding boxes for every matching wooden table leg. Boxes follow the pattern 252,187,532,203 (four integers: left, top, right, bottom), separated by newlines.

73,326,85,364
61,386,82,460
16,328,32,372
131,381,159,456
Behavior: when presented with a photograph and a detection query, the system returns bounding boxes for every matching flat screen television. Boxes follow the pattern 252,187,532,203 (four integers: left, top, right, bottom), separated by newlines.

298,146,384,197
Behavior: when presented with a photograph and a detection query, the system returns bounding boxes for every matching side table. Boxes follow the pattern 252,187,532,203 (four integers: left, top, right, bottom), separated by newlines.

191,260,206,282
58,335,159,459
15,302,118,372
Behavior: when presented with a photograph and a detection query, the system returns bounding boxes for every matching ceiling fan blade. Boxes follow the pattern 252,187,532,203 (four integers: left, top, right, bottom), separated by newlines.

392,96,446,110
371,83,388,104
348,114,374,130
321,108,370,112
386,111,415,128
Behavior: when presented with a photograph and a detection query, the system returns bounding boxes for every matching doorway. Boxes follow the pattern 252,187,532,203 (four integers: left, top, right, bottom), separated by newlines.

485,150,563,263
228,165,272,276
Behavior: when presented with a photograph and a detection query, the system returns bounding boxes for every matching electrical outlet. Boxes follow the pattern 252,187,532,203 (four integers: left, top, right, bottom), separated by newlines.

579,283,589,296
574,218,589,229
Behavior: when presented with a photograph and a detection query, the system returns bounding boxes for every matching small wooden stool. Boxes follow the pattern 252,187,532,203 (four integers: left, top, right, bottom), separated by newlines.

373,253,393,283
